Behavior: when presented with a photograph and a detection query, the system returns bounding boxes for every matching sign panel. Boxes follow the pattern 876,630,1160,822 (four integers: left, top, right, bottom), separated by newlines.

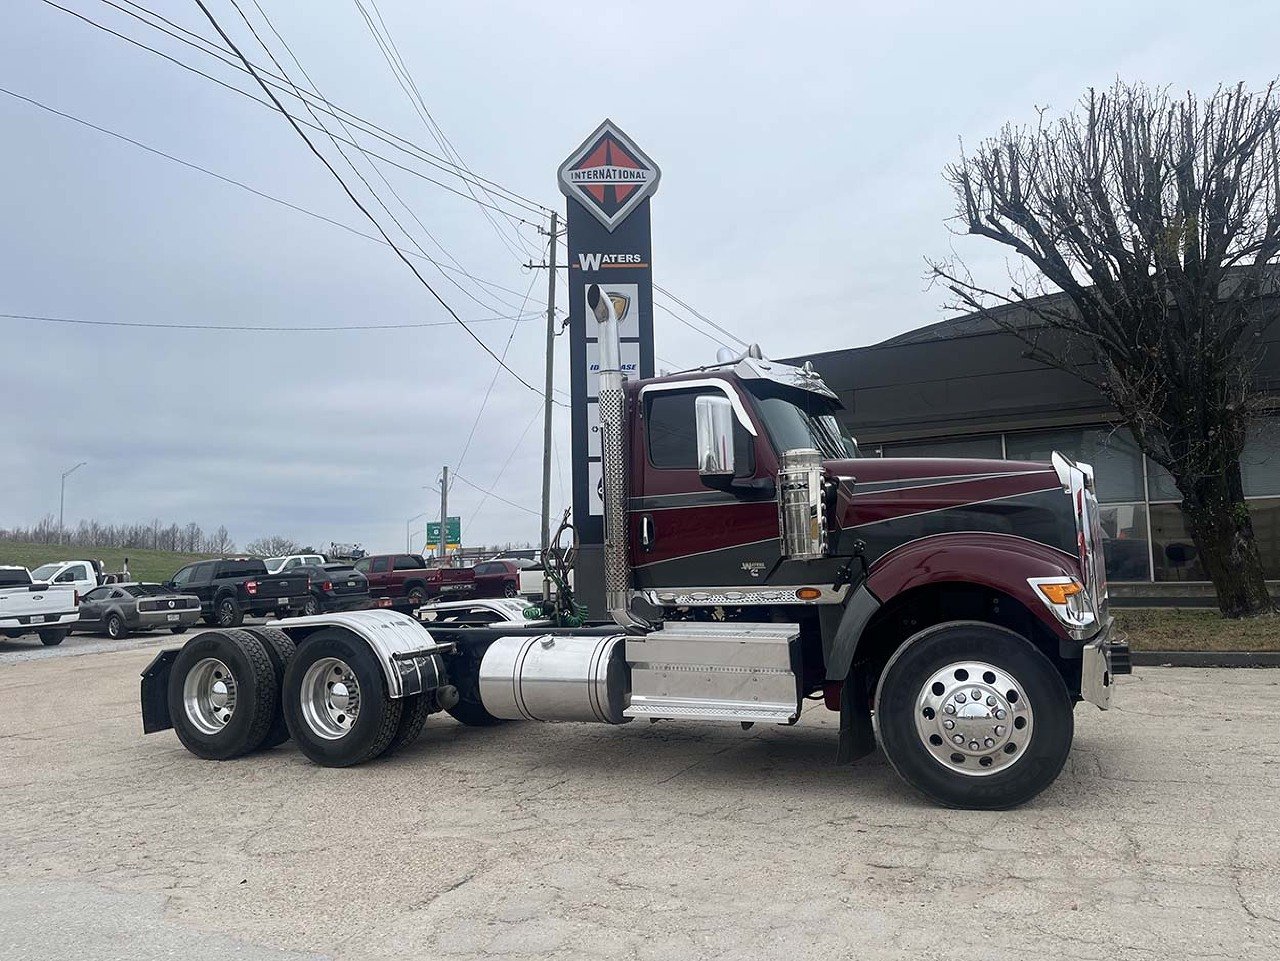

560,120,659,614
425,516,462,551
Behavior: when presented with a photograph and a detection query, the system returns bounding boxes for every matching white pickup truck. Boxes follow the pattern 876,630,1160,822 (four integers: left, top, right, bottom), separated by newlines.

0,566,80,646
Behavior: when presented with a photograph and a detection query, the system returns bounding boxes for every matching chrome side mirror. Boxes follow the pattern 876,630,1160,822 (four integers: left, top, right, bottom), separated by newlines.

695,394,735,478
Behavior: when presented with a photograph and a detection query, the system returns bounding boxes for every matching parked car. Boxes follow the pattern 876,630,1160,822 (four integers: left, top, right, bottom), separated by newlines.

490,554,575,599
165,558,308,627
289,563,371,615
470,560,522,598
74,583,201,639
353,553,474,605
264,553,327,574
0,565,79,646
28,559,101,595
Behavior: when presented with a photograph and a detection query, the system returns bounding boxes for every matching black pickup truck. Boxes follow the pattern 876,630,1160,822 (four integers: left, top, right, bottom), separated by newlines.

164,558,308,627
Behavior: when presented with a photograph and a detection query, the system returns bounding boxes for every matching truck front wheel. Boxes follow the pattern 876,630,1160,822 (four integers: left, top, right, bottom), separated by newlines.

874,622,1072,810
282,629,403,767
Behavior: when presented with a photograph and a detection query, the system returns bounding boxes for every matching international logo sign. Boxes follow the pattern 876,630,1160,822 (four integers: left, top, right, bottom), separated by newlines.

558,120,661,232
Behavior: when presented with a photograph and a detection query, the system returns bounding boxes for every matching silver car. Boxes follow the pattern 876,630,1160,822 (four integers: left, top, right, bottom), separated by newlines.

75,583,202,639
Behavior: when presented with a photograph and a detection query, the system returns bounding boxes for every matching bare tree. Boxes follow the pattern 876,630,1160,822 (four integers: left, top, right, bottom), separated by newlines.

932,80,1280,617
245,535,302,558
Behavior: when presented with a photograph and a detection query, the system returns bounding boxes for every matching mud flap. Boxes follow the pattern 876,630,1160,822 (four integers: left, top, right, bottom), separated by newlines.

835,664,876,764
140,648,178,734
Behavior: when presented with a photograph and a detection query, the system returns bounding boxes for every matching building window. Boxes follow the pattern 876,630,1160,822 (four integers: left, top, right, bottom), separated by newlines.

879,434,1004,459
1005,426,1145,504
1145,418,1280,502
1098,504,1151,582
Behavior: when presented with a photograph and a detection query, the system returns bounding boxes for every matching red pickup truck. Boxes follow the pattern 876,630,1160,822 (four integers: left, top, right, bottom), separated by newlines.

353,554,474,606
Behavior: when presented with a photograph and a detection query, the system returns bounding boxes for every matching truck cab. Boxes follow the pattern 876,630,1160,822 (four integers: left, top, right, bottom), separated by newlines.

28,559,100,596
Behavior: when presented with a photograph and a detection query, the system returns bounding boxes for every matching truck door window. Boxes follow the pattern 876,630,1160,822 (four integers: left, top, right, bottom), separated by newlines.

646,389,754,473
370,557,390,574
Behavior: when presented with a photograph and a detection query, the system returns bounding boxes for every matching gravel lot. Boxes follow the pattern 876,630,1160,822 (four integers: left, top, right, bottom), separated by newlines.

1,642,1278,961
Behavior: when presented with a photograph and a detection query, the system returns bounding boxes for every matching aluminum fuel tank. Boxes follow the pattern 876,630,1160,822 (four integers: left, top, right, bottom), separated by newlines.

478,633,630,724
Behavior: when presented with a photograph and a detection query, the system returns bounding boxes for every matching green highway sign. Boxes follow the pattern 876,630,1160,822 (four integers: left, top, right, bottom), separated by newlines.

425,516,461,550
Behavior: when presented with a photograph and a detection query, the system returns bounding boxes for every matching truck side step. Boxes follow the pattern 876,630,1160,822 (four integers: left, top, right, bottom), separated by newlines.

624,622,800,725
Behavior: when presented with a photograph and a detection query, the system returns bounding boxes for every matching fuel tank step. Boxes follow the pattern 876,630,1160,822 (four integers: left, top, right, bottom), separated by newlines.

624,622,800,724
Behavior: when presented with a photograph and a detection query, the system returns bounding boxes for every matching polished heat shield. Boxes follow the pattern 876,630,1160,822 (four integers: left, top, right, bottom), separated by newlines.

777,447,826,560
478,633,630,724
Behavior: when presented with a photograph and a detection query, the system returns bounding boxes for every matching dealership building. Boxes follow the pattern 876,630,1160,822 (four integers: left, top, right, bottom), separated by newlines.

796,294,1280,599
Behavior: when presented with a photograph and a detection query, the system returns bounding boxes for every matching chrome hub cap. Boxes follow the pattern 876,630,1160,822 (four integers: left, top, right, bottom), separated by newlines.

183,657,237,735
915,661,1033,776
299,657,361,740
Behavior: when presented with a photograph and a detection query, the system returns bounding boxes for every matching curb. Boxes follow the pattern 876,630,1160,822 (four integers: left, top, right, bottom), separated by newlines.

1133,650,1280,668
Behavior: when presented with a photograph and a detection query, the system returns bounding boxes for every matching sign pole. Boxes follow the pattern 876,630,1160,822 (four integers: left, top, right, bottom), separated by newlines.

540,211,558,601
439,465,449,564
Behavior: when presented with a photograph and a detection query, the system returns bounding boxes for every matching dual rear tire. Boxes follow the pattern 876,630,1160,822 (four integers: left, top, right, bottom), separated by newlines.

167,627,430,765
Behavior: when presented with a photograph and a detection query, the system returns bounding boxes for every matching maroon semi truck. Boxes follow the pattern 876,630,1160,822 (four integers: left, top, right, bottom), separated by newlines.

141,283,1128,809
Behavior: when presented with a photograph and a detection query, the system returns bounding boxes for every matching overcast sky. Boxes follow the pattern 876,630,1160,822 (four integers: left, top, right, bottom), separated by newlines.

2,0,1276,554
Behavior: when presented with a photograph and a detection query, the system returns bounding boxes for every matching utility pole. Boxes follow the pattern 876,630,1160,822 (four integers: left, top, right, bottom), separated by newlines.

439,466,450,565
540,211,558,601
59,461,86,545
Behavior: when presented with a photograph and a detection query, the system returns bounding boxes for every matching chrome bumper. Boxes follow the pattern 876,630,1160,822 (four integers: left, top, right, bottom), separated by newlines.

1081,619,1131,710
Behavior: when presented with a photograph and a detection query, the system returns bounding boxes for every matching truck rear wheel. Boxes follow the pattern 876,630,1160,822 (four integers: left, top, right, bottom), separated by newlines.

38,628,69,646
874,622,1072,810
282,628,403,767
215,596,244,628
384,693,431,756
168,629,277,760
243,627,296,750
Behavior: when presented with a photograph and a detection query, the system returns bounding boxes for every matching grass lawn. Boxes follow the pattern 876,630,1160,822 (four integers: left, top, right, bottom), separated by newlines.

0,540,216,585
1115,608,1280,652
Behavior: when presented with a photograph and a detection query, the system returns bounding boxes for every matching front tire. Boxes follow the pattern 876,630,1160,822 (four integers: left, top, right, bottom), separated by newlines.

168,629,277,760
282,628,403,767
874,622,1073,810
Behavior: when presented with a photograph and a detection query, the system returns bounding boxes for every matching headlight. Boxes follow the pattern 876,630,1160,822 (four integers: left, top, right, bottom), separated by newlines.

1028,576,1097,638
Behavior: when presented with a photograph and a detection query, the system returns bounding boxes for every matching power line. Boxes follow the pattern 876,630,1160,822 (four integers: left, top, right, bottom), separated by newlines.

40,0,547,225
191,0,551,401
653,283,750,349
0,310,536,332
0,83,541,309
100,0,551,218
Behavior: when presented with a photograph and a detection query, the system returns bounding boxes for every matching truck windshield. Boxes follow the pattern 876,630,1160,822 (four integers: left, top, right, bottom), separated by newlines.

747,382,857,459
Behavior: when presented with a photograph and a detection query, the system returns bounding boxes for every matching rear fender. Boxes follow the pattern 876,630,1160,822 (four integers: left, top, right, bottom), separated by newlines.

273,608,449,698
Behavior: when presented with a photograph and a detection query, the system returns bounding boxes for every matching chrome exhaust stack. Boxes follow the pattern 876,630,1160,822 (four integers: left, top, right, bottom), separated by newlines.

587,283,650,631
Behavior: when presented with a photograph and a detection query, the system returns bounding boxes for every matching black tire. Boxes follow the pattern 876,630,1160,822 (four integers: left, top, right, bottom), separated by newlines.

105,613,128,640
168,629,277,760
384,693,431,756
502,581,518,598
302,595,321,617
282,628,403,767
38,628,69,647
444,654,507,727
215,595,244,628
202,614,218,626
243,627,297,750
406,585,427,606
875,621,1073,810
169,625,187,635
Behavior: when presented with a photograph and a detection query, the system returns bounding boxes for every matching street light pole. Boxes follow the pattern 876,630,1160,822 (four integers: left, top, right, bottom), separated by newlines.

59,461,86,545
406,511,428,553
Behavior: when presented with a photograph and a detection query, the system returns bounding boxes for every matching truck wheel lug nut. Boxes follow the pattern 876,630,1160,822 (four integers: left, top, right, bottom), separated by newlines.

996,709,1006,720
956,693,966,703
944,705,956,715
986,695,996,706
984,738,994,748
994,725,1005,736
943,719,955,730
953,734,964,744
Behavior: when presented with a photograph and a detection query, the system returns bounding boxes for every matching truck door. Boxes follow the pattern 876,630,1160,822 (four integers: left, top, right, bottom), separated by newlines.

629,383,780,592
360,556,392,596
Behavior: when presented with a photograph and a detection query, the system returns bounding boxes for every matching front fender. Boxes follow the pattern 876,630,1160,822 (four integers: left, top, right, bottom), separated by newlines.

866,532,1080,637
274,609,448,698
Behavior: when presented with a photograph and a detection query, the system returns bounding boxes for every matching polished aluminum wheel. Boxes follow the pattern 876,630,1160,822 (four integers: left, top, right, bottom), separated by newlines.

182,657,237,735
299,656,361,740
914,661,1033,776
